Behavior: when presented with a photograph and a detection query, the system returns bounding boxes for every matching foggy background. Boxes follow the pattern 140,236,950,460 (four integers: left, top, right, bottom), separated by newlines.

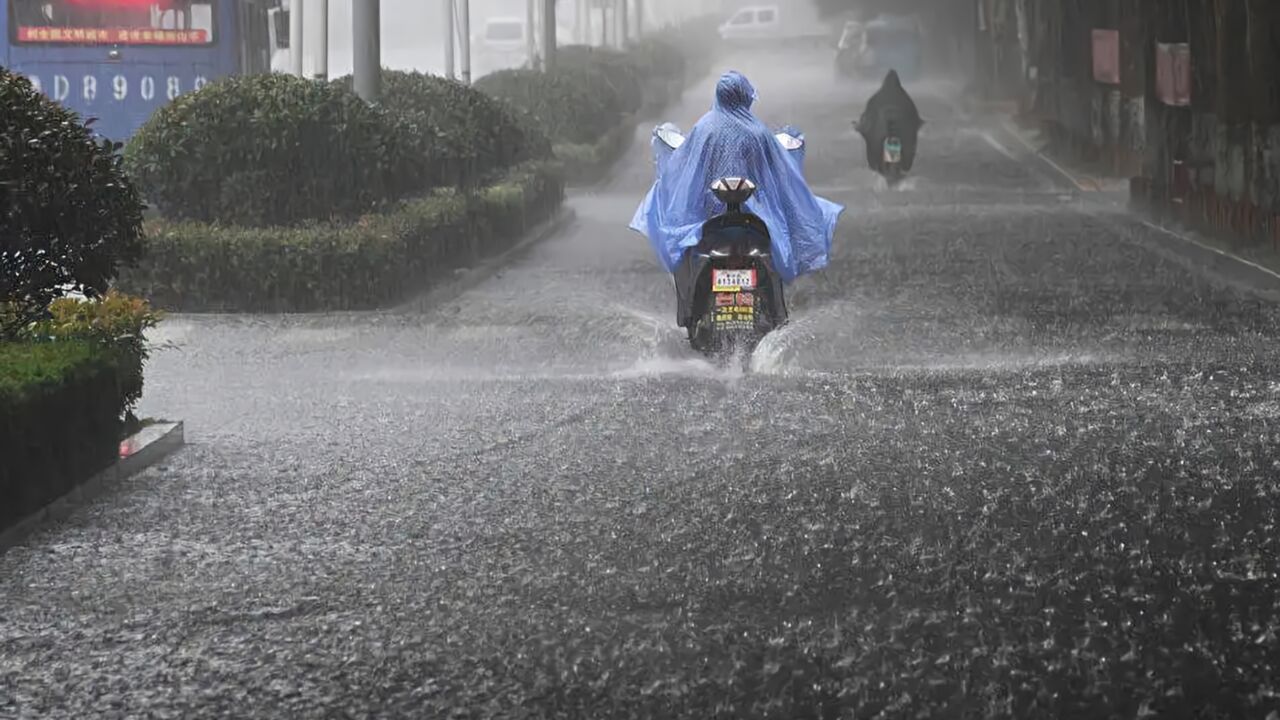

313,0,726,78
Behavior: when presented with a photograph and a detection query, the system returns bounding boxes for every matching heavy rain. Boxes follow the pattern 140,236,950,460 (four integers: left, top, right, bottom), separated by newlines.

2,0,1279,717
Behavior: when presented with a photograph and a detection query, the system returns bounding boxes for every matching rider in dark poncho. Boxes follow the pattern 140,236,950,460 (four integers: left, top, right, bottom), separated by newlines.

857,70,923,173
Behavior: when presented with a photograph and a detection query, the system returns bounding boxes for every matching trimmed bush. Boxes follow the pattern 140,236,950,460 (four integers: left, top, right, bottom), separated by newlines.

26,292,162,412
628,36,688,86
0,341,127,529
336,70,552,189
116,163,565,312
476,67,623,145
554,123,635,186
557,45,645,115
0,67,145,339
125,73,417,227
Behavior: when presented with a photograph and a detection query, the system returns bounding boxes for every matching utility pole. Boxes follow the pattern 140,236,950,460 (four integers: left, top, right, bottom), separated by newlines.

459,0,471,84
543,0,557,69
618,0,627,48
527,0,539,70
314,0,328,79
289,0,304,77
445,0,456,79
353,0,380,101
633,0,643,39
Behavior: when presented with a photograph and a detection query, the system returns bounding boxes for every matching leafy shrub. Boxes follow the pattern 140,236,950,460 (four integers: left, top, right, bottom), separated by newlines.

0,67,145,339
0,341,126,529
476,67,623,145
124,73,417,227
26,291,162,411
336,70,552,189
557,45,645,115
627,36,688,84
554,123,635,186
116,163,565,312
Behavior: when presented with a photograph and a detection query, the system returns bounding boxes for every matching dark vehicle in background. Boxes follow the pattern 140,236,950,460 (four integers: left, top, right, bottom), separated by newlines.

836,14,923,82
834,19,866,77
861,15,923,81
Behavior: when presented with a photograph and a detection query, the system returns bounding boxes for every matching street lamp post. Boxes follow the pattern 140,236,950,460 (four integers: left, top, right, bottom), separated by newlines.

527,0,539,70
289,0,304,76
618,0,627,48
543,0,557,69
459,0,471,84
353,0,380,101
445,0,456,79
314,0,328,79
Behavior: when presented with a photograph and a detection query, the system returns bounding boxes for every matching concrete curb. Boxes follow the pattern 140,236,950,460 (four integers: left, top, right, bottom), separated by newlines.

0,421,185,555
996,118,1128,195
992,118,1280,296
1133,217,1280,300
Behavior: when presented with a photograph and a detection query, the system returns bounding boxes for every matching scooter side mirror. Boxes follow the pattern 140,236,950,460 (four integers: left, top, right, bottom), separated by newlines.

774,132,804,151
654,123,686,150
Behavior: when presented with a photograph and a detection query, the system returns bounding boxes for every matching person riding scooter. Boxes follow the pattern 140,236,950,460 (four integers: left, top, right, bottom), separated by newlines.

630,71,844,332
856,70,923,178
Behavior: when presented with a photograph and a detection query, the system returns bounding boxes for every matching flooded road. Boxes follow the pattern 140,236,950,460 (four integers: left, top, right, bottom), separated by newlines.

4,49,1280,718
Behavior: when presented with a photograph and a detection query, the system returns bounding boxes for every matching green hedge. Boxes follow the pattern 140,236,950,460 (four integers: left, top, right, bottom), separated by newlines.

475,67,620,146
554,121,636,186
0,341,127,530
125,74,416,227
476,31,704,174
116,163,565,313
557,45,645,115
26,292,161,413
335,70,552,189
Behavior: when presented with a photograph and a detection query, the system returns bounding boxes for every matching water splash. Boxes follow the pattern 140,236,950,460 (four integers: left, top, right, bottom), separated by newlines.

874,175,920,192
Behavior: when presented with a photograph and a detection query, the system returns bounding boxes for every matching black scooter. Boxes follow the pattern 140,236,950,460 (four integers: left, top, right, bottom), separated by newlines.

854,117,906,187
653,125,797,356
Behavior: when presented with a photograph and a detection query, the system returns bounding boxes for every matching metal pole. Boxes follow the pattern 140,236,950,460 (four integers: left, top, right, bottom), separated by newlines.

444,0,456,79
543,0,556,69
527,0,539,69
289,0,304,76
459,0,471,84
618,0,627,48
314,0,328,79
353,0,380,101
633,0,642,39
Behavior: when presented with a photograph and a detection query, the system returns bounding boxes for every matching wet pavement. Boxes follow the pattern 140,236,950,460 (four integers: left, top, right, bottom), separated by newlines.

3,49,1280,718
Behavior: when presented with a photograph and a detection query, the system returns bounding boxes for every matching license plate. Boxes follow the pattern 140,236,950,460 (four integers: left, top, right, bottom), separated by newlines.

712,268,757,292
884,138,902,164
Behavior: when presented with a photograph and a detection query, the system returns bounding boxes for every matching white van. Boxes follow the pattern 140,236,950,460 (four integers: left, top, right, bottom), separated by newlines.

475,17,574,77
718,6,780,41
718,4,830,44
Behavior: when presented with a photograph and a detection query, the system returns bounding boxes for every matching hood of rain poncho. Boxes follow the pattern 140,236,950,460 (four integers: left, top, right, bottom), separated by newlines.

629,71,844,283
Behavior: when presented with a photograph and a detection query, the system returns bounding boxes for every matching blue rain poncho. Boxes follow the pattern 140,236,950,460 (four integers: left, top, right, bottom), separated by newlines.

629,71,844,283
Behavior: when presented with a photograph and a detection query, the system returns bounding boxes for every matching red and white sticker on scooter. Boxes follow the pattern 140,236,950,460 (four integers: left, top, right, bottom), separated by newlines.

712,269,757,292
